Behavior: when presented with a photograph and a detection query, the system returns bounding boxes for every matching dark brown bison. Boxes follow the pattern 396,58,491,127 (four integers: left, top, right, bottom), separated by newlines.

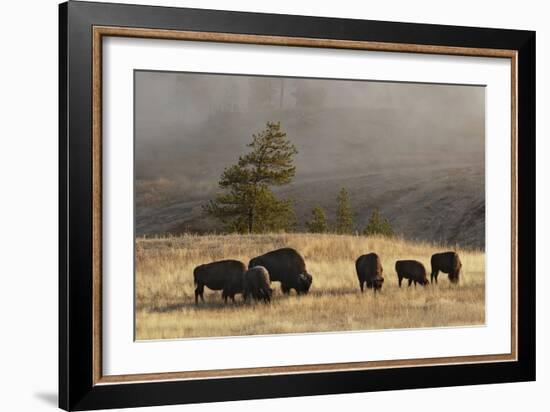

248,248,312,294
431,251,462,284
222,268,246,303
243,266,273,303
193,260,246,304
355,253,384,293
395,260,430,287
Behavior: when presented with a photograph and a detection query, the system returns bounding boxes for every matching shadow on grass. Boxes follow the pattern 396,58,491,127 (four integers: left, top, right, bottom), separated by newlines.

140,282,471,314
144,287,366,313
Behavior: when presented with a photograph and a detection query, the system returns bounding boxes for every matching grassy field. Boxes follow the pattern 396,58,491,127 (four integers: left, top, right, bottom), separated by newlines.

135,233,485,340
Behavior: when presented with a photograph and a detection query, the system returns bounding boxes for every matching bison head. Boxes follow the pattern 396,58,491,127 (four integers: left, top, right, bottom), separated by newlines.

449,273,460,284
296,273,313,294
259,287,273,302
373,277,384,291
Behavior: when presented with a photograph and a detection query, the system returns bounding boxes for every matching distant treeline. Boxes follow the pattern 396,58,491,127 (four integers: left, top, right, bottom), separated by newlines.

306,191,394,237
203,121,393,237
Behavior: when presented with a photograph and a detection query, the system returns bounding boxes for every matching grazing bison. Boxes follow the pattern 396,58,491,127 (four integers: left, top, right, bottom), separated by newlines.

249,248,313,294
193,260,246,304
355,253,384,293
431,251,462,284
395,260,430,287
222,268,246,303
243,266,273,303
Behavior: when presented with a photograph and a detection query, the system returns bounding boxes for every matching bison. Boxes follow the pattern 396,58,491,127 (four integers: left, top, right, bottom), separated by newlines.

355,253,384,293
193,260,246,304
249,248,312,295
431,251,462,284
243,266,273,303
222,268,246,303
395,260,430,287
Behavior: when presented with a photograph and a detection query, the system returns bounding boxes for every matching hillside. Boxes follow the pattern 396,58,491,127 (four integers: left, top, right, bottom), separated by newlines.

136,159,484,249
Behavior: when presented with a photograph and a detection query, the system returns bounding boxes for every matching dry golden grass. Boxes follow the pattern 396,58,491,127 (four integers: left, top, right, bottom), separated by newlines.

135,233,484,340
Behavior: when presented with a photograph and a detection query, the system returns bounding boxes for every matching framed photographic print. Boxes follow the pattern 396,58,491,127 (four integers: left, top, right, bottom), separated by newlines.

59,1,535,410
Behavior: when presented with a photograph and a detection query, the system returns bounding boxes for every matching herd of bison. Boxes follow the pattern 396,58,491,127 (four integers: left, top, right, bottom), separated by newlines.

193,248,463,304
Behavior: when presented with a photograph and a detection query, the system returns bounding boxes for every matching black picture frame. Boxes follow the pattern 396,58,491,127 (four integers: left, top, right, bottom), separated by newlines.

59,1,536,410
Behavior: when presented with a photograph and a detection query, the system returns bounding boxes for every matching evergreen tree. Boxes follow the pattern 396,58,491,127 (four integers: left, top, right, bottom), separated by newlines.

363,208,394,237
306,205,329,233
335,188,354,234
204,122,297,233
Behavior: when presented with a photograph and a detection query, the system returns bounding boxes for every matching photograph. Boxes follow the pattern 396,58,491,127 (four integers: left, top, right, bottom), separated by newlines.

54,2,537,409
134,71,486,340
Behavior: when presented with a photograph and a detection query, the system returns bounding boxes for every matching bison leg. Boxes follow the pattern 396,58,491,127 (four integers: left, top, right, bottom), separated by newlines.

359,281,364,293
408,279,413,287
431,269,439,284
398,276,403,287
195,284,204,304
281,284,290,294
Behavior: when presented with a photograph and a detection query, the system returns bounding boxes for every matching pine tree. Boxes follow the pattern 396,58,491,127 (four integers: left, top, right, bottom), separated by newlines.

363,208,394,237
204,122,297,233
335,188,354,234
306,205,329,233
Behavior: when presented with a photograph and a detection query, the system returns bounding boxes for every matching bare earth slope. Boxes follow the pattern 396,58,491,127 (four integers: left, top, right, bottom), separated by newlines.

137,162,484,249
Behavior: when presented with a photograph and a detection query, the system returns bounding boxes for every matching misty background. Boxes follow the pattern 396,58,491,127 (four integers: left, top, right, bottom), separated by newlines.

135,71,485,249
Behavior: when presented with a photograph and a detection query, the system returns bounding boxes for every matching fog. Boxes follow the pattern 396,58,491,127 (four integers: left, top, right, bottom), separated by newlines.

135,71,484,182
